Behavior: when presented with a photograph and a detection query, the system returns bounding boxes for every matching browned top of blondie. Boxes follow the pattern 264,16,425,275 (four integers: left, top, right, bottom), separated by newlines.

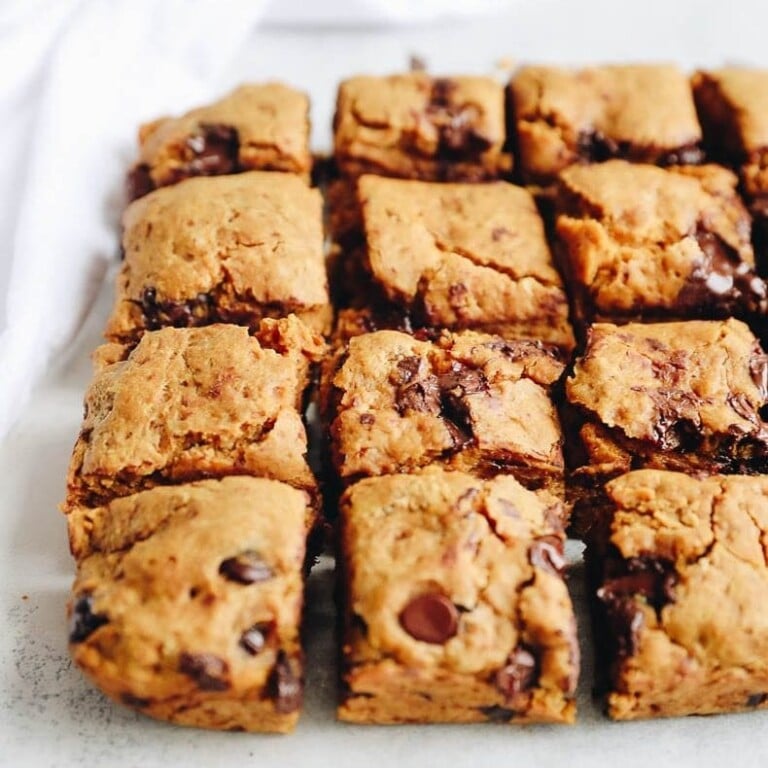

106,173,329,342
555,160,764,319
512,64,702,183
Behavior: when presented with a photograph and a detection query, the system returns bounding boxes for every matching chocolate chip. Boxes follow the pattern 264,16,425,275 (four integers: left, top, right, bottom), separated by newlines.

240,622,272,655
396,356,425,383
601,595,645,659
479,705,516,723
747,692,768,707
268,651,303,713
657,143,706,166
127,163,154,200
495,646,538,699
139,287,214,330
68,594,109,643
219,551,274,585
399,593,459,644
529,535,567,575
185,123,239,176
577,130,623,162
359,413,375,425
178,652,230,691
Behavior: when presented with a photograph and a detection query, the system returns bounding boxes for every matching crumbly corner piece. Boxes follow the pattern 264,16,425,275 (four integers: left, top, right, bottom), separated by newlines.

511,64,703,185
67,477,308,733
106,172,330,343
692,68,768,256
565,319,768,518
63,317,326,511
358,175,574,350
334,73,512,182
326,329,566,499
554,160,766,328
586,469,768,720
338,468,578,724
127,83,311,199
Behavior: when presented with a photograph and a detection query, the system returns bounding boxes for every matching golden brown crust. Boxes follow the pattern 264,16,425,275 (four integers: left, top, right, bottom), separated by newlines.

334,73,511,181
106,173,330,342
64,318,326,511
589,470,768,720
338,468,577,724
67,477,308,732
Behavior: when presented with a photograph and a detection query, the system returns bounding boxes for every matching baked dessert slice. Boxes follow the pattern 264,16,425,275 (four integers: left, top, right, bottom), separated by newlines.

67,477,309,732
354,175,574,351
338,468,578,724
63,317,325,511
127,83,311,199
326,329,566,500
107,172,330,343
587,469,768,719
334,73,511,182
554,160,766,332
564,319,768,529
511,64,703,186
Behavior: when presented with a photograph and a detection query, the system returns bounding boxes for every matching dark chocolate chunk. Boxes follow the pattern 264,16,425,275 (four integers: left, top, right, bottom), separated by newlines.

138,287,215,330
657,143,706,166
495,646,538,699
240,622,273,656
185,123,239,176
600,593,645,660
68,594,109,644
399,592,459,644
127,163,154,201
396,374,442,416
219,551,274,585
359,412,376,425
577,130,623,163
529,535,567,575
268,651,303,713
479,705,516,722
178,652,230,691
396,355,425,383
747,692,768,707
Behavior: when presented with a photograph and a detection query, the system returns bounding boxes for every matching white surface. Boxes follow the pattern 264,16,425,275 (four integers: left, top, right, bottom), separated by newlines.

3,2,768,766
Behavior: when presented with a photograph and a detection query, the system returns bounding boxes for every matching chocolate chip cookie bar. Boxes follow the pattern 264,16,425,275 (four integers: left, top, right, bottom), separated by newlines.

326,329,566,498
555,160,766,330
565,319,768,521
333,73,512,181
586,469,768,719
355,175,574,350
127,83,311,200
63,317,325,511
106,173,330,343
67,477,309,732
511,65,703,186
692,68,768,254
337,468,578,724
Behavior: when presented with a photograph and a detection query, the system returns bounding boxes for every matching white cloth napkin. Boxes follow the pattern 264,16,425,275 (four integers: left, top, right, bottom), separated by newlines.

0,0,511,439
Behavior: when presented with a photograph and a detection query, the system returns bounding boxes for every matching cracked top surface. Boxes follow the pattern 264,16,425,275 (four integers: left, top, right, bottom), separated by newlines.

593,469,768,718
135,83,310,183
64,318,325,510
334,73,509,180
329,329,565,485
106,173,329,342
567,319,768,449
340,468,577,721
693,68,768,157
555,161,764,320
68,477,307,732
358,175,572,347
511,64,702,183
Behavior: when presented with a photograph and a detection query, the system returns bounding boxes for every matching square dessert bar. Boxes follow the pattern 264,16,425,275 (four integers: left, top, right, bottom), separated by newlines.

105,172,331,343
67,477,309,733
510,64,703,185
333,73,512,182
555,160,766,330
338,468,578,724
565,319,768,509
63,317,325,511
586,469,768,719
692,68,768,252
356,175,574,350
127,83,311,200
327,329,566,498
